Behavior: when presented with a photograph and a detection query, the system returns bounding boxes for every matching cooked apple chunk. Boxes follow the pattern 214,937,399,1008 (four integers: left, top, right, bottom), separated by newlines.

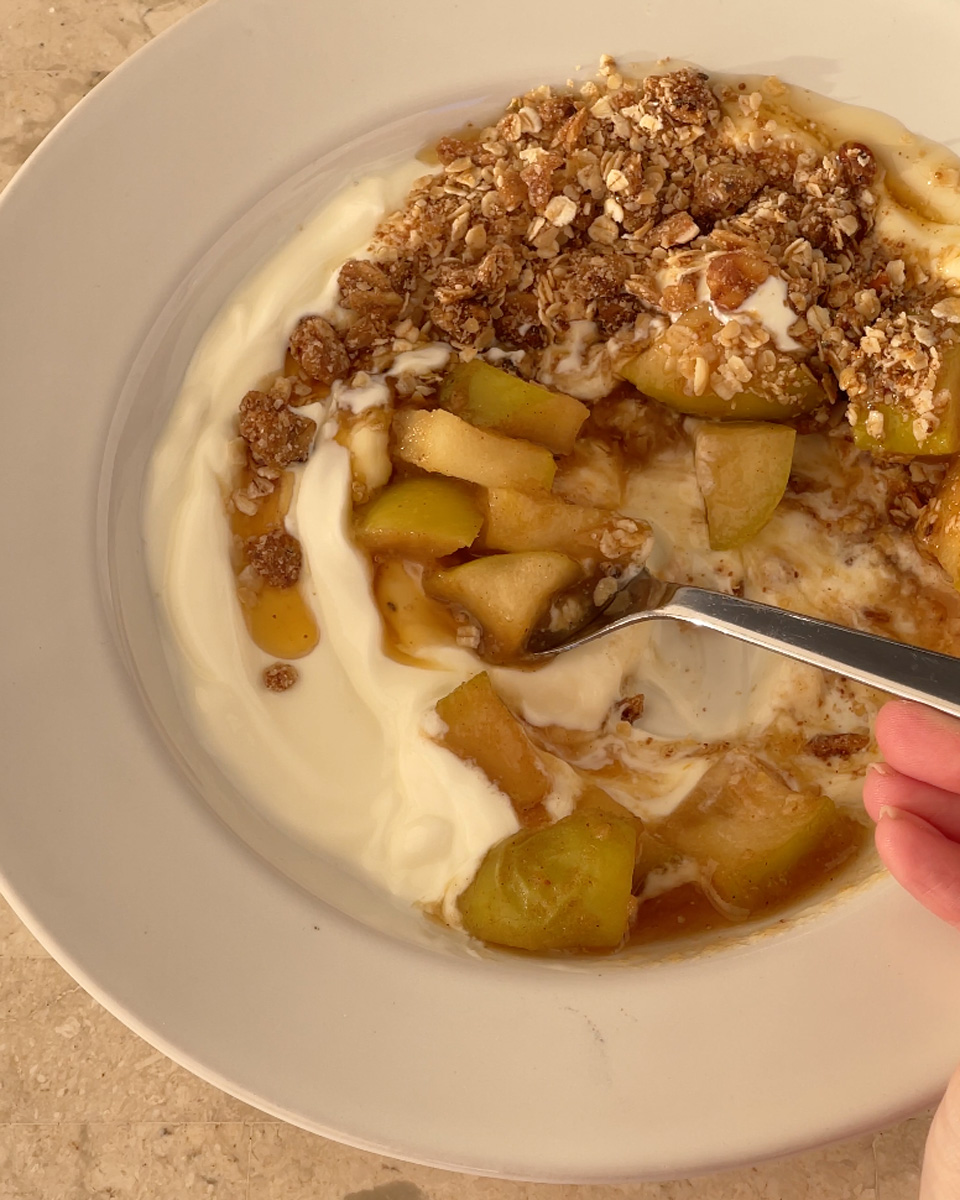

482,488,651,562
694,422,796,550
652,752,838,910
438,360,589,454
428,550,582,658
457,808,638,951
435,672,551,814
917,459,960,587
576,783,642,826
393,408,556,492
354,477,482,557
850,343,960,455
620,305,827,420
334,408,392,503
852,402,960,457
373,560,458,660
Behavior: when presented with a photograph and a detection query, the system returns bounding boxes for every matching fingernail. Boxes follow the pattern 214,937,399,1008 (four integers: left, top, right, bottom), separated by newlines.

878,804,902,821
867,761,892,776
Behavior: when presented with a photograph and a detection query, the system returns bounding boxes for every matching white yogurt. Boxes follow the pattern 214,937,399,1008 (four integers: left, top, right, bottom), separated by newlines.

696,272,802,352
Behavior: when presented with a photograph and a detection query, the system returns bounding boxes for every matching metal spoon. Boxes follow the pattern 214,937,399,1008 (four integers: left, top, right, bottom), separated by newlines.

526,568,960,720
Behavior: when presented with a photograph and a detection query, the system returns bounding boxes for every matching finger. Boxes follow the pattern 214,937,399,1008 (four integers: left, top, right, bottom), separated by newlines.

864,764,960,842
875,703,960,795
875,809,960,930
921,1061,960,1199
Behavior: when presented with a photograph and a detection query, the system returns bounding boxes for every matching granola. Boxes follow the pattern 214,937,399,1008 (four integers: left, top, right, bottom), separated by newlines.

233,63,953,457
263,662,299,692
246,529,302,589
238,389,316,469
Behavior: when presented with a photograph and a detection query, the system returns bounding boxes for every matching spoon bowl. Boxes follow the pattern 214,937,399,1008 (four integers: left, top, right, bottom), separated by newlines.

528,568,960,720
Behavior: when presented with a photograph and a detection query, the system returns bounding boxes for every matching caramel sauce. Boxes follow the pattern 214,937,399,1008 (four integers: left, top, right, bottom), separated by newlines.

228,466,319,660
240,583,319,660
627,815,869,948
229,467,293,543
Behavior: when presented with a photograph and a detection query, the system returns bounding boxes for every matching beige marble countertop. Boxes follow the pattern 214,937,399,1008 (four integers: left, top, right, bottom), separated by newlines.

0,1,937,1195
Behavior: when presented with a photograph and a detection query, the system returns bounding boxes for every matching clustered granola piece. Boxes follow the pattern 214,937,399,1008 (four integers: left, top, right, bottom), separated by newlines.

238,389,316,469
246,529,302,588
262,662,299,692
289,316,350,386
805,732,870,759
820,302,960,446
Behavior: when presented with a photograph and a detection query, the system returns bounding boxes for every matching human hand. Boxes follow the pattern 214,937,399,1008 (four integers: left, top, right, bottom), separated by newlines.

864,701,960,1200
863,701,960,929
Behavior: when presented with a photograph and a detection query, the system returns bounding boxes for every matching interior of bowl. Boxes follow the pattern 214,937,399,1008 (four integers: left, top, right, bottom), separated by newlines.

5,0,960,1178
101,80,885,966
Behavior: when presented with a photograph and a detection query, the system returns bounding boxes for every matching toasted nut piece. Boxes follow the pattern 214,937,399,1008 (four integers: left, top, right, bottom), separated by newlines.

837,141,878,189
705,251,771,311
654,212,700,248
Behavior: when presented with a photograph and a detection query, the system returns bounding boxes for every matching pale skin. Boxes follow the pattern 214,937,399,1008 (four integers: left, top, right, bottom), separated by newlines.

863,702,960,1200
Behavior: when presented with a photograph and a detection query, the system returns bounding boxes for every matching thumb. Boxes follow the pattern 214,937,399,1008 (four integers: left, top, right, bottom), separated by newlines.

922,1062,960,1199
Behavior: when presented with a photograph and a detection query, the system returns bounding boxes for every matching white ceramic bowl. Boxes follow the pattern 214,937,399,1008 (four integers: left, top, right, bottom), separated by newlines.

4,0,960,1182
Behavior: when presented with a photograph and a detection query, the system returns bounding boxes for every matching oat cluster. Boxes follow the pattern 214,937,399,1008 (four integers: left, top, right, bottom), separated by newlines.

262,663,299,692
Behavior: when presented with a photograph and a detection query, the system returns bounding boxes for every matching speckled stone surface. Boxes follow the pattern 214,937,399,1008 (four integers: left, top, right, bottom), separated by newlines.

0,1,937,1195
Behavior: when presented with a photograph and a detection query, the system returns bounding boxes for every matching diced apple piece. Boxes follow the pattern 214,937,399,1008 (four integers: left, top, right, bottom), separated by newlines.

653,752,838,910
636,830,683,877
438,360,589,454
576,784,645,839
435,672,551,814
373,560,457,661
851,343,960,455
852,403,960,456
620,305,827,420
917,459,960,587
574,788,679,886
694,422,796,550
482,487,650,562
354,477,482,558
428,550,582,659
457,808,638,951
334,408,392,503
393,408,556,491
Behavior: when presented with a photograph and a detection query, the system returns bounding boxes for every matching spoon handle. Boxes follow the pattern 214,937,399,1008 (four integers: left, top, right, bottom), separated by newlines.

665,586,960,720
